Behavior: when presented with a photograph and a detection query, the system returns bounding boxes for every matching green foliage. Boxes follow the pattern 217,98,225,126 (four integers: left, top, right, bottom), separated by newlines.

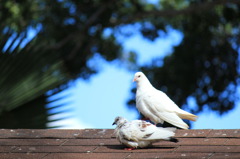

1,0,240,128
0,0,125,128
128,0,240,119
0,30,69,128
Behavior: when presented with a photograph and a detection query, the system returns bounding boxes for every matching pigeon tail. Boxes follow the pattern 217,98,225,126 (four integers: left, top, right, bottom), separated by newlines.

142,127,176,141
177,111,198,121
156,112,189,130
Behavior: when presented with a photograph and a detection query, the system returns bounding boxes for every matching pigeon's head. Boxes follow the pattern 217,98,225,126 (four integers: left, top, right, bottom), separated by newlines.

112,116,127,126
133,72,145,82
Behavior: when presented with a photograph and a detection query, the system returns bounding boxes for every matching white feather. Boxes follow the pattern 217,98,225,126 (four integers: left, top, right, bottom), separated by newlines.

113,117,176,148
134,72,197,129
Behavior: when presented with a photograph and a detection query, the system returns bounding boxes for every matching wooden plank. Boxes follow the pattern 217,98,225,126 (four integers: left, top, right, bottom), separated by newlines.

0,153,48,159
78,129,114,139
63,138,119,146
0,146,18,153
154,138,228,146
63,138,237,147
0,152,239,159
93,145,177,153
224,138,240,146
0,146,98,153
207,129,240,138
174,129,212,138
0,138,236,147
0,138,118,146
0,129,83,139
210,153,240,159
126,152,213,159
0,129,114,139
0,129,239,139
0,139,67,146
175,145,240,153
0,129,238,159
44,153,130,159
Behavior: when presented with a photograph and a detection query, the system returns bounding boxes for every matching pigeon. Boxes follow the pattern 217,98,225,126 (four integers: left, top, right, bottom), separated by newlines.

112,116,178,149
133,72,198,129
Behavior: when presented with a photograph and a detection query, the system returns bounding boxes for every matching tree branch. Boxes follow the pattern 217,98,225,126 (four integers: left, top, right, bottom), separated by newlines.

112,0,240,25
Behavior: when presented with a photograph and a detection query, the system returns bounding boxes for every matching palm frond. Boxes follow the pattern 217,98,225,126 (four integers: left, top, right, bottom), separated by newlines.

0,28,71,128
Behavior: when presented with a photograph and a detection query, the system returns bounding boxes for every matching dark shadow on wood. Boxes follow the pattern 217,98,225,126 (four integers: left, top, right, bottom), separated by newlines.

106,144,176,150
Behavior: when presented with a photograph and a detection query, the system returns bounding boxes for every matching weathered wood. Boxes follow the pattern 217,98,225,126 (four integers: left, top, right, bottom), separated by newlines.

0,129,239,159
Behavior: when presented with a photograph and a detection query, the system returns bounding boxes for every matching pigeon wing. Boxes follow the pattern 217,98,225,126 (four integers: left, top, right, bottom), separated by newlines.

130,120,176,141
152,90,182,112
154,90,197,121
156,111,189,129
143,90,189,129
119,121,143,142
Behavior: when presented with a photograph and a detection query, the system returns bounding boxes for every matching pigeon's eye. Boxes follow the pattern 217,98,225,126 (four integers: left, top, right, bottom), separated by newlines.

138,75,141,78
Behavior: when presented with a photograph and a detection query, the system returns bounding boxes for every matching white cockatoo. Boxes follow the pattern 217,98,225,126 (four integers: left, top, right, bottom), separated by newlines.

112,116,177,150
133,72,197,129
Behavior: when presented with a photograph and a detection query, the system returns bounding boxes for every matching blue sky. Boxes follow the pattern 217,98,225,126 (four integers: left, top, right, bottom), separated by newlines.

47,28,240,129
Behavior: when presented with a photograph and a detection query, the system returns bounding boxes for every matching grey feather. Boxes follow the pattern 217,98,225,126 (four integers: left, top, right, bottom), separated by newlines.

113,116,177,148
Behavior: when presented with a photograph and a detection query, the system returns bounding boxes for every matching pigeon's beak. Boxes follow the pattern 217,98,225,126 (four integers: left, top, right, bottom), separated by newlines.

133,77,137,82
112,122,116,125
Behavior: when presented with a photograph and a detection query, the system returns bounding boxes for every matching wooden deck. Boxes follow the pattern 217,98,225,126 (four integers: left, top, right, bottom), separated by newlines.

0,129,239,158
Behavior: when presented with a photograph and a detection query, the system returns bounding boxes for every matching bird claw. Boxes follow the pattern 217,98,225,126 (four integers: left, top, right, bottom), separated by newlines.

124,148,135,150
141,117,149,121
